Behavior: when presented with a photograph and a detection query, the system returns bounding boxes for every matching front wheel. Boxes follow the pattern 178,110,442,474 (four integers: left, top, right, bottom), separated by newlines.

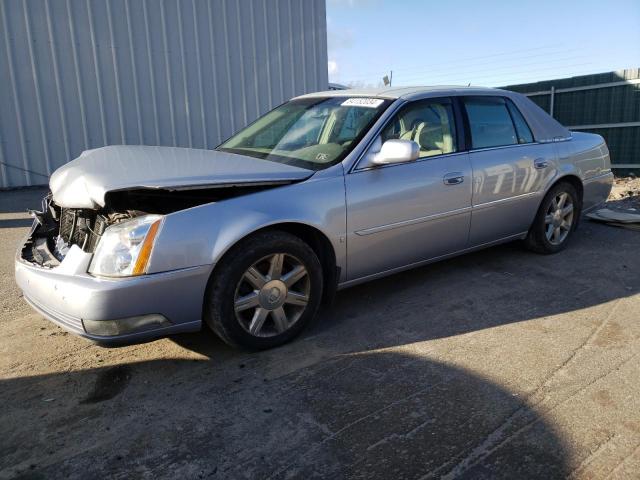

204,230,323,350
524,182,581,254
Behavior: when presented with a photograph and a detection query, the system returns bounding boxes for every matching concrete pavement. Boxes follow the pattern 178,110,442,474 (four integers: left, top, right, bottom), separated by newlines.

1,187,639,479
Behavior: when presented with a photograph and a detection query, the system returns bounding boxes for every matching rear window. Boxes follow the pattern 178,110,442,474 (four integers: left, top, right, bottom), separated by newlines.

506,99,534,144
464,97,518,149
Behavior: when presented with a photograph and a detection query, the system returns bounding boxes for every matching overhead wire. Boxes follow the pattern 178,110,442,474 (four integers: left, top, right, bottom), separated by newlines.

338,44,567,79
333,44,594,87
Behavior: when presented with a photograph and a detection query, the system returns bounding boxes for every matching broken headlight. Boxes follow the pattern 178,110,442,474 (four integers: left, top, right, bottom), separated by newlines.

88,215,163,277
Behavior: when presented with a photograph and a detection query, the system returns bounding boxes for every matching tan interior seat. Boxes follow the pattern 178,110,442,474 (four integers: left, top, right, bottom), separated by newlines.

385,103,455,157
399,119,424,142
414,105,454,156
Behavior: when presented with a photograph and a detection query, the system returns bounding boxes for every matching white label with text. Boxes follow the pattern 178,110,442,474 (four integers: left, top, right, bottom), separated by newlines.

341,98,384,108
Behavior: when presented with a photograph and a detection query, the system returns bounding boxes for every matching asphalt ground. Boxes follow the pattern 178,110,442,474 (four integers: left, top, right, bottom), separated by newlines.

1,187,639,479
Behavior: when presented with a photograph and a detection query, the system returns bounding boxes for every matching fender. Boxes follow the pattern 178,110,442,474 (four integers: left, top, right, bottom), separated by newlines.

147,168,347,281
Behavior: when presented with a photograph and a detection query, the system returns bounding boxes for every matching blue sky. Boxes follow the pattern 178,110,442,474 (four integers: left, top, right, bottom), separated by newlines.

326,0,640,87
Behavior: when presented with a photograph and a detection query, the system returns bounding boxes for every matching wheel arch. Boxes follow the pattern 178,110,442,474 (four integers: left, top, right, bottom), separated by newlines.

537,173,584,216
203,222,340,319
529,173,584,236
262,222,339,305
550,174,584,205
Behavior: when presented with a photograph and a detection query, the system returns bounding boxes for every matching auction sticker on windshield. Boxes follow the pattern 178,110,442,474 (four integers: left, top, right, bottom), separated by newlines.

341,98,385,108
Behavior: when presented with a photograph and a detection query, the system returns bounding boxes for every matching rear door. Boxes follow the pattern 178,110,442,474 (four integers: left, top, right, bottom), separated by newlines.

463,96,555,245
345,98,473,281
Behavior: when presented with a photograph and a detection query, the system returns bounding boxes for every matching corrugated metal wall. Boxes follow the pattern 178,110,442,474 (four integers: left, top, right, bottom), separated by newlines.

505,68,640,170
0,0,328,188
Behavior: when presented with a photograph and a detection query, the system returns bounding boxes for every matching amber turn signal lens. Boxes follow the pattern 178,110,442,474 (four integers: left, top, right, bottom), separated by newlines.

132,219,162,275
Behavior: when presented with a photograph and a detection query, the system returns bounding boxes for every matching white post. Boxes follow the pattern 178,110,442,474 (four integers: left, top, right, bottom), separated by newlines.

549,86,555,117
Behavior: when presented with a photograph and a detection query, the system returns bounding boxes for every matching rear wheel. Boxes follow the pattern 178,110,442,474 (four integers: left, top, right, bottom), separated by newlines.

524,182,580,254
204,231,323,350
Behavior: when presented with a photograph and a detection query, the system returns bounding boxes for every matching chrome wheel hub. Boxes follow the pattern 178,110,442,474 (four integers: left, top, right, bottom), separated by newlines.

544,192,574,245
234,253,310,337
258,280,288,310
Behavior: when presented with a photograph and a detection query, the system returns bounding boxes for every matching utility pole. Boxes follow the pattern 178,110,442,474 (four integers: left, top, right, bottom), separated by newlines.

390,70,393,87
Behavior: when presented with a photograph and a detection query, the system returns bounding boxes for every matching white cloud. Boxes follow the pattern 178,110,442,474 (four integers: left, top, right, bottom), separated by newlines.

327,26,355,53
328,60,339,75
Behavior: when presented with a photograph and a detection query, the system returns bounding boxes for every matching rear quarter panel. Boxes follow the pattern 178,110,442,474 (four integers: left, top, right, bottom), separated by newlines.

556,132,611,178
553,132,613,211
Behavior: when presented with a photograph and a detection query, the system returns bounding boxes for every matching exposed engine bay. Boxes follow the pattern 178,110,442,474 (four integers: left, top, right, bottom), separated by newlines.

21,183,287,268
21,193,139,268
103,183,281,213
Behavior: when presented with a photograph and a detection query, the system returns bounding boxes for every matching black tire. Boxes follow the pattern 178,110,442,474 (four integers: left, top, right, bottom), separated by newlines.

524,181,581,254
204,230,323,350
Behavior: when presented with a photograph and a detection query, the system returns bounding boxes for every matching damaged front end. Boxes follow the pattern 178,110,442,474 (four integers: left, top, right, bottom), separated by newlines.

15,191,210,340
20,182,291,269
21,193,140,268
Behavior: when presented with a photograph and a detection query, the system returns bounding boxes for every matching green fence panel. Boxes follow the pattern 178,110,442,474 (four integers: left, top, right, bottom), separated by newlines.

504,68,640,170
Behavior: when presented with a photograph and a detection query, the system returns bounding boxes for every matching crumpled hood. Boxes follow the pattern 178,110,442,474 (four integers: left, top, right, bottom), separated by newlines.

49,145,313,208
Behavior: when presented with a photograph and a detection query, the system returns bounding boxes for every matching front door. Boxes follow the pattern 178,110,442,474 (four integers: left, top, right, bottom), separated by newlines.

345,98,473,281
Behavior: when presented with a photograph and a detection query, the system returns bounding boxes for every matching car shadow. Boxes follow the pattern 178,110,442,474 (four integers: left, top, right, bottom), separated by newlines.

0,186,48,214
0,352,569,479
0,218,33,229
603,195,640,211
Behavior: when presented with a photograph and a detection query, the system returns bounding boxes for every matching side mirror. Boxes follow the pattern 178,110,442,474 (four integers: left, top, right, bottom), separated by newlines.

370,139,419,166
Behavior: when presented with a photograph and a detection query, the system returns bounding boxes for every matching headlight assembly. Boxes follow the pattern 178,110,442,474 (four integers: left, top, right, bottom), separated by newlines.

88,215,163,277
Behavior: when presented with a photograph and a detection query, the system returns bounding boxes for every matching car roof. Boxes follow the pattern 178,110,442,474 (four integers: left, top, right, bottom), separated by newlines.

295,85,572,143
294,85,511,101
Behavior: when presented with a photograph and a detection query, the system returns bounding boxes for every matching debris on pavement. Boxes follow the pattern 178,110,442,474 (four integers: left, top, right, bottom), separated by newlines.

586,176,640,230
606,175,640,210
586,208,640,231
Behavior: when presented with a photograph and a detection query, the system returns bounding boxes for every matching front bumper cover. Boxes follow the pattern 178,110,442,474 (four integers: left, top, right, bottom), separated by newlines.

15,227,209,343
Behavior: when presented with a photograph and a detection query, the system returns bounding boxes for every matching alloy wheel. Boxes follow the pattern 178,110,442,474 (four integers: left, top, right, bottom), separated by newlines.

544,192,574,245
233,253,310,337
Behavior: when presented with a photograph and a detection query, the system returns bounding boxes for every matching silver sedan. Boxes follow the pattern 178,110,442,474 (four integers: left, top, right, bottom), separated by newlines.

16,86,614,349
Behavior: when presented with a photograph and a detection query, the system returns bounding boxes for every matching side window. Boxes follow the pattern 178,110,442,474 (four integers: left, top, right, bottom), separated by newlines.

380,99,457,157
506,99,534,144
464,97,518,149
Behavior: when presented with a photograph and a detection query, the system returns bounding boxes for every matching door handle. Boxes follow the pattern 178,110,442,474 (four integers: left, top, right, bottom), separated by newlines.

534,158,549,169
443,172,464,185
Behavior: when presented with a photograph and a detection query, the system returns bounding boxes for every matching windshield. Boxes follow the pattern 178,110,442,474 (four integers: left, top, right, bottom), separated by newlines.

217,96,392,170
